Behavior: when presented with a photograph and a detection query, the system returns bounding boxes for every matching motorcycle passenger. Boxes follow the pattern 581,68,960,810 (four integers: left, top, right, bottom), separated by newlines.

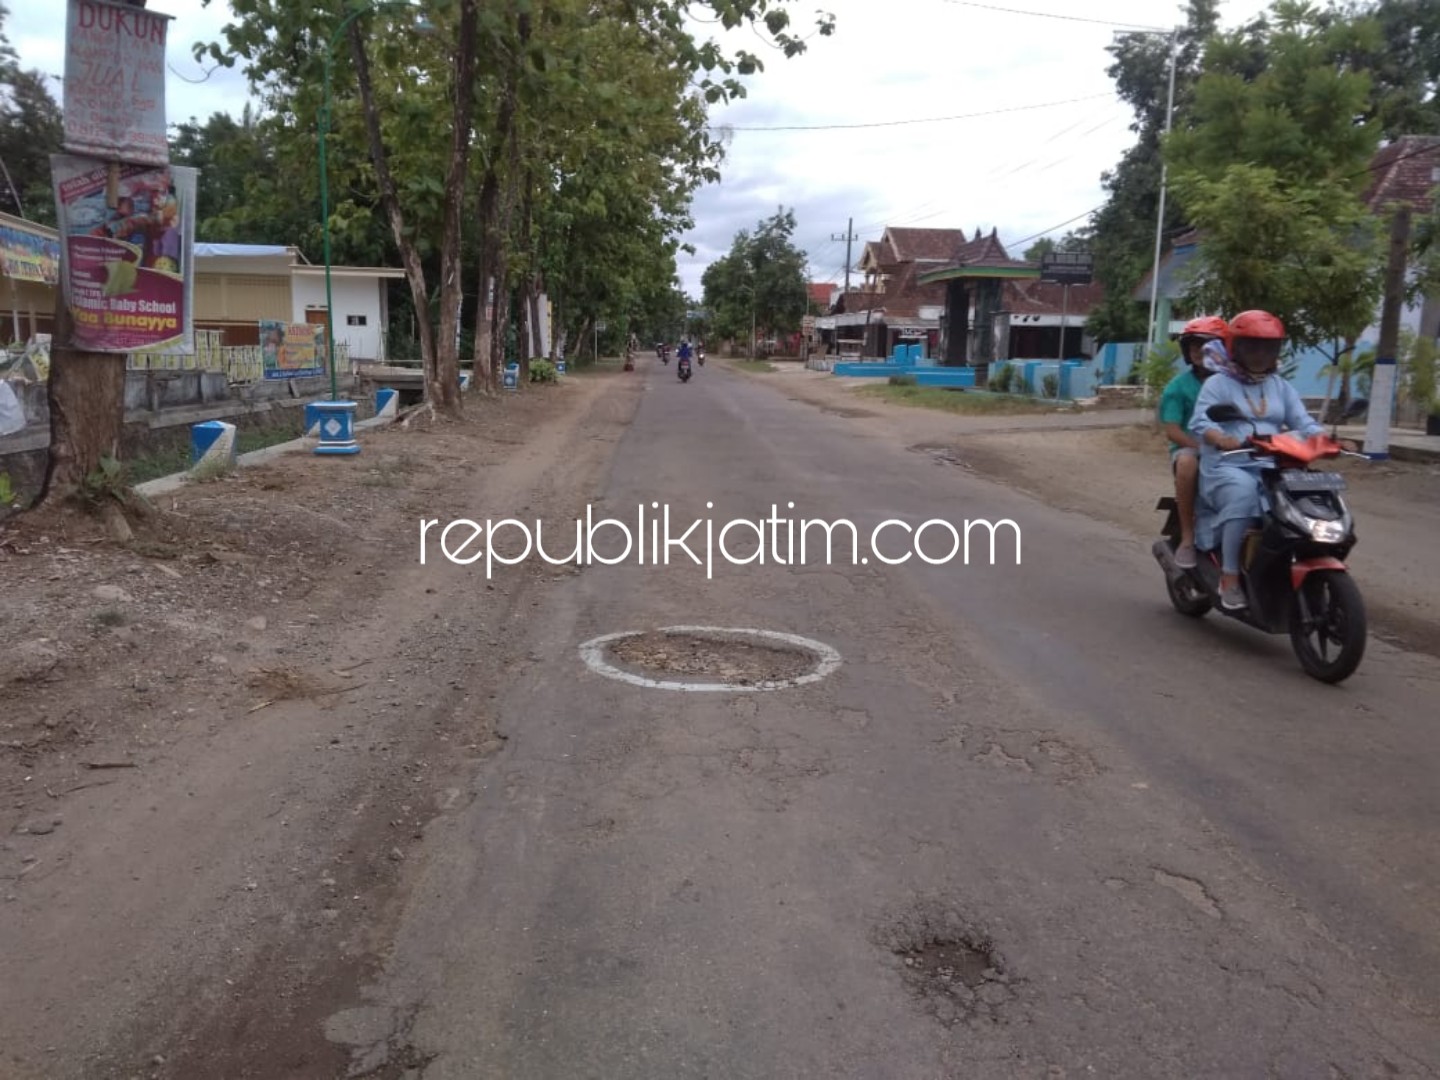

1190,310,1327,611
1159,315,1227,569
677,338,693,365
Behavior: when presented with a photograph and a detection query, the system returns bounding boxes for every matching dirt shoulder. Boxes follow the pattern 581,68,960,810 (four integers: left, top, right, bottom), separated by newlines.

0,369,641,1080
737,366,1440,658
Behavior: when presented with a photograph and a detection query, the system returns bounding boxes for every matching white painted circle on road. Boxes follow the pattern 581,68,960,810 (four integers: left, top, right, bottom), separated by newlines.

578,626,841,693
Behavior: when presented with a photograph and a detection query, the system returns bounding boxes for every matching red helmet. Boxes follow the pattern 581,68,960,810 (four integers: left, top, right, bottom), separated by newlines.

1181,315,1228,339
1226,310,1286,377
1226,310,1285,346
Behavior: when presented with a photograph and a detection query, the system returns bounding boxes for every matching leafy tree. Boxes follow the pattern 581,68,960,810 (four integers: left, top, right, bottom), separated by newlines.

1082,0,1222,344
0,2,63,222
1166,1,1385,387
701,208,808,354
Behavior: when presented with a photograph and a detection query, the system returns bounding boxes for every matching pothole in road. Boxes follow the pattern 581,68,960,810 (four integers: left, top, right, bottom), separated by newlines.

579,626,840,692
879,906,1022,1029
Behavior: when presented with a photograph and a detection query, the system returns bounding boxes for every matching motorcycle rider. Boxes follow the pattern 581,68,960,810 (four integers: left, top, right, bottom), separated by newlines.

677,338,693,366
1189,310,1348,611
1159,315,1228,569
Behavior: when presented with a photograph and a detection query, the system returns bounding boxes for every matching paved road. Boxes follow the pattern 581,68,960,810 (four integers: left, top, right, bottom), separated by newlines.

335,363,1440,1078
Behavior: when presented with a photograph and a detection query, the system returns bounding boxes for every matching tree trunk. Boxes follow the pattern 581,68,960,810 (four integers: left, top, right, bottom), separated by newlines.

429,0,479,414
349,24,438,399
41,300,126,504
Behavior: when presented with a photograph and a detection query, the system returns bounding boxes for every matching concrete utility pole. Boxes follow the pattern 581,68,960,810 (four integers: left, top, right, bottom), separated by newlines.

1146,29,1180,349
1364,206,1411,461
832,218,858,297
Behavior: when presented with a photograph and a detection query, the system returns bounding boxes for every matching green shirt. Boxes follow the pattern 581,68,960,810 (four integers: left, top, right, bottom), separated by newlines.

1159,368,1204,452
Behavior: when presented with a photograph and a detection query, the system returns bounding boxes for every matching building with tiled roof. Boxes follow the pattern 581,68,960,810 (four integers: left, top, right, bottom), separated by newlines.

1361,135,1440,215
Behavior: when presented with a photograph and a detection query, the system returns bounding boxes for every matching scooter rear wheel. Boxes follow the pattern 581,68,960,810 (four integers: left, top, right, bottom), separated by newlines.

1289,570,1366,683
1165,571,1212,618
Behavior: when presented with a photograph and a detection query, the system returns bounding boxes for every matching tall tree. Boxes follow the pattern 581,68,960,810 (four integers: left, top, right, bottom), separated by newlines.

701,208,808,352
1082,0,1222,344
1166,1,1385,366
0,2,64,222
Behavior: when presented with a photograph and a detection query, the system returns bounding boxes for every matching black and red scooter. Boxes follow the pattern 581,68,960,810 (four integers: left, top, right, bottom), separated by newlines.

1152,402,1369,683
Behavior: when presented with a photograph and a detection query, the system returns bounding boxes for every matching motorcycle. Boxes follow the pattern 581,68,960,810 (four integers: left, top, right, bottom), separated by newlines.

697,347,706,366
677,355,692,382
1151,402,1368,684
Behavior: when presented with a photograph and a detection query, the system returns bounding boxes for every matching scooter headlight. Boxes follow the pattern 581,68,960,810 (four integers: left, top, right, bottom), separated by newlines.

1307,518,1348,543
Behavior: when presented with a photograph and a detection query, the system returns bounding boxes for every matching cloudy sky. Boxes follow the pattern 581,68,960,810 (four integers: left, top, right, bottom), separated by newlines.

11,0,1273,296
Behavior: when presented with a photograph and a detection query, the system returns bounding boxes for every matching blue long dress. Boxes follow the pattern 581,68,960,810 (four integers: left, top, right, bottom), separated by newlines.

1188,373,1326,552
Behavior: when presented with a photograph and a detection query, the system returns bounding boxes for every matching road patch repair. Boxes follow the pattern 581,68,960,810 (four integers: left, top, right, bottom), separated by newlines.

578,626,840,691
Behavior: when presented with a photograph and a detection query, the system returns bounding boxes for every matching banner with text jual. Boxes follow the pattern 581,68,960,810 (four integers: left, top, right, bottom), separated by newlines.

51,155,196,354
63,0,173,166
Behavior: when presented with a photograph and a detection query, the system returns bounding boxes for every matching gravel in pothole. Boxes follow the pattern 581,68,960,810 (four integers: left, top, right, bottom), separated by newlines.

878,906,1023,1029
606,631,817,685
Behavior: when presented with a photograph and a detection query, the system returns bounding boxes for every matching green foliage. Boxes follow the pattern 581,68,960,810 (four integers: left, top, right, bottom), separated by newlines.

79,455,133,508
0,471,14,506
1138,341,1182,394
1399,329,1439,414
888,373,918,387
701,208,810,346
528,358,558,383
0,2,63,222
989,363,1014,393
1041,373,1060,398
1165,3,1386,356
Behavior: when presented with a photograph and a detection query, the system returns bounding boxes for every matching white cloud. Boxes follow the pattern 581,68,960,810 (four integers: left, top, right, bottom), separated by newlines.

9,0,1273,300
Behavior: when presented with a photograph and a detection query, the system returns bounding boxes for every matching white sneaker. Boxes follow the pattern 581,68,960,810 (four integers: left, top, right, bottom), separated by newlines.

1220,582,1247,611
1174,542,1197,569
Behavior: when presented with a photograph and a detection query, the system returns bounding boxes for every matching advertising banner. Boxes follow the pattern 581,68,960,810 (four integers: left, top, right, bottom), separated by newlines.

0,223,61,285
63,0,172,166
261,321,327,380
51,154,196,354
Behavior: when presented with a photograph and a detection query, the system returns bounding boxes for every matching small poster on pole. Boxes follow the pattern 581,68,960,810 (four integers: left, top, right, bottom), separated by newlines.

51,154,196,354
62,0,173,166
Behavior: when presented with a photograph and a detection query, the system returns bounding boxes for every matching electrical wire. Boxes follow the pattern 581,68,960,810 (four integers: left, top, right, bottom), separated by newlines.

934,0,1170,33
710,91,1114,132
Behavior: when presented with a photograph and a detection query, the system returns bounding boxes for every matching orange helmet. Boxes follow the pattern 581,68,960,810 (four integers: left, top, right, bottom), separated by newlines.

1226,310,1286,377
1226,310,1285,346
1181,315,1228,339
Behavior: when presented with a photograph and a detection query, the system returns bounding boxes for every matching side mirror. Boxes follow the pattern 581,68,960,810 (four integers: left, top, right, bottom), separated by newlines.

1206,403,1245,423
1342,397,1369,419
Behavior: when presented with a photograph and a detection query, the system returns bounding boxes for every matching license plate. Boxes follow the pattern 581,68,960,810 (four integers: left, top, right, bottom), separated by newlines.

1281,470,1347,492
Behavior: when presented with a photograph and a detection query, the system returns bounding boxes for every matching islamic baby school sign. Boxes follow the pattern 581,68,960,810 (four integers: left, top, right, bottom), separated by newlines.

260,321,326,381
51,156,196,353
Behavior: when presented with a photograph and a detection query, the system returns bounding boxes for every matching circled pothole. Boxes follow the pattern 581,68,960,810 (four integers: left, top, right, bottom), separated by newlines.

578,626,840,692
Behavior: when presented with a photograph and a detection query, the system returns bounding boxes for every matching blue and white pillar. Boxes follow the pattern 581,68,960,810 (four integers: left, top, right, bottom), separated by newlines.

191,420,237,473
375,386,399,421
313,400,360,456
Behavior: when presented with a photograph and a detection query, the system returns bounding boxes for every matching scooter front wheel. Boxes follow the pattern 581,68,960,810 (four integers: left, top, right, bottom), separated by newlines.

1289,570,1366,683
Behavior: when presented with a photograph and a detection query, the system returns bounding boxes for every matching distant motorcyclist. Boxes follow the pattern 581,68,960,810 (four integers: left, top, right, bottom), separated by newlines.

677,338,693,364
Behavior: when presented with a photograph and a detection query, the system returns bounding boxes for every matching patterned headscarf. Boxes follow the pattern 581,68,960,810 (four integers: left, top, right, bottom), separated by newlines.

1202,338,1266,385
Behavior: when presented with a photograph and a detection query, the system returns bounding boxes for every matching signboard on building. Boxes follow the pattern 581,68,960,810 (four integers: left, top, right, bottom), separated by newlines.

1039,251,1094,285
0,222,61,285
63,0,173,166
260,320,326,380
51,154,195,353
802,315,816,334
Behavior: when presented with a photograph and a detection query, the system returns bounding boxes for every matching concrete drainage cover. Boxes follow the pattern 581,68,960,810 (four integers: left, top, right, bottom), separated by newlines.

578,626,840,692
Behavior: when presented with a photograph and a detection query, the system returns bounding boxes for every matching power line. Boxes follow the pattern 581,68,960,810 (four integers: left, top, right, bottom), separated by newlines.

710,91,1114,132
935,0,1170,32
1002,205,1103,252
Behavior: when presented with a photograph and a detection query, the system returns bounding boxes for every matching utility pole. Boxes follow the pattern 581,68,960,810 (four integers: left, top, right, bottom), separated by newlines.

832,217,858,297
1363,206,1411,461
1146,29,1179,349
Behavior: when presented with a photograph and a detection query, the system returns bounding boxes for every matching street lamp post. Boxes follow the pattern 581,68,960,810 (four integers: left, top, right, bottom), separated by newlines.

313,1,429,454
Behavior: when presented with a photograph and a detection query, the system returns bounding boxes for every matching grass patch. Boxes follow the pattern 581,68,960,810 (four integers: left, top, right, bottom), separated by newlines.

124,423,306,484
855,384,1075,415
734,360,777,373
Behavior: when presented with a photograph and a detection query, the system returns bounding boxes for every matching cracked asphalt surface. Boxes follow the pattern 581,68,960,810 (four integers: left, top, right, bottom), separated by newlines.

327,362,1440,1077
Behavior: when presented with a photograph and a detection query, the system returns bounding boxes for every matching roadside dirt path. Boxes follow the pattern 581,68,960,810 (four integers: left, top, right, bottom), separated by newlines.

0,369,641,1080
733,363,1440,657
